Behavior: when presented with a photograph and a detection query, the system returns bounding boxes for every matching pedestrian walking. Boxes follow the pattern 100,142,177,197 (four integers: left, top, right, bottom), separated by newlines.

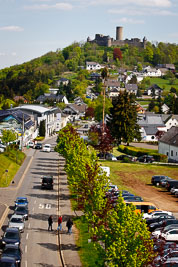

66,218,73,234
57,215,62,231
48,215,53,231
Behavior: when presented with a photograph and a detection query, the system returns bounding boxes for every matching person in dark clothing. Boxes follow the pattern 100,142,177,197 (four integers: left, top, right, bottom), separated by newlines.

66,218,73,234
48,215,53,231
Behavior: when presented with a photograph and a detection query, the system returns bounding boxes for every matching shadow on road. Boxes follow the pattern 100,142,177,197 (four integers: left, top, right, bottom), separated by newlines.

60,243,80,251
37,242,59,251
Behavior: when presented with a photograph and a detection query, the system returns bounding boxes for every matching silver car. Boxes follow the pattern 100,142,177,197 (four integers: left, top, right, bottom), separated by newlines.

8,214,25,232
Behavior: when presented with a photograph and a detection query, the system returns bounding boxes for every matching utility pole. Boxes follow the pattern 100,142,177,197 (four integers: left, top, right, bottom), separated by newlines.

101,67,108,133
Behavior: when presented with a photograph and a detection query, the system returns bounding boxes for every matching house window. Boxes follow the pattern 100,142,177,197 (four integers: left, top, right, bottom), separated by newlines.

176,152,177,156
171,150,173,156
167,152,169,156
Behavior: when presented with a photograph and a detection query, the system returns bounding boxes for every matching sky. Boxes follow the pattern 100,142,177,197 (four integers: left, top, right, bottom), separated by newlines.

0,0,178,70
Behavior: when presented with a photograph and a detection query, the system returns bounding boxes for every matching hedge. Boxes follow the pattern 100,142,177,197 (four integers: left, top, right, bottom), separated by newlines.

118,145,167,162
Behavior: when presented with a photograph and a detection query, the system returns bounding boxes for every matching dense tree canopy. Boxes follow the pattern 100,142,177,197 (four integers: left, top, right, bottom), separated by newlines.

107,91,141,145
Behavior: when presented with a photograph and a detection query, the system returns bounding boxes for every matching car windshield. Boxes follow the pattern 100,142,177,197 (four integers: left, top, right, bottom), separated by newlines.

16,207,26,212
1,263,16,267
4,248,19,255
4,232,19,239
17,199,26,203
10,218,23,223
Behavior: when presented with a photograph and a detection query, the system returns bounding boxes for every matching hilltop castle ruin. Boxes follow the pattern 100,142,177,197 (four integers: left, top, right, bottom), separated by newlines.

87,26,147,48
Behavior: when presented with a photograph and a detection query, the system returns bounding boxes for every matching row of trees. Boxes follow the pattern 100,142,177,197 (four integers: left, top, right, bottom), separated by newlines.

55,124,155,266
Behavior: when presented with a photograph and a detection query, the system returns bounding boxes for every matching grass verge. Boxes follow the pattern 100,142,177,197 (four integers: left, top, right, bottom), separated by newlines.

74,216,104,267
0,149,25,187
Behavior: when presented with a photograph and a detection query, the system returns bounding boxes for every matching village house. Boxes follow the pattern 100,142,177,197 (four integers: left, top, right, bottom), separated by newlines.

158,126,178,163
86,61,102,71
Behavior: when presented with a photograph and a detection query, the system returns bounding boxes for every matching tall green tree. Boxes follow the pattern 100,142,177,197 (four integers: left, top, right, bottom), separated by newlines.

107,91,141,145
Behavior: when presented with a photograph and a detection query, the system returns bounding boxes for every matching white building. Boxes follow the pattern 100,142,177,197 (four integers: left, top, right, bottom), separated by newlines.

158,127,178,162
86,61,102,71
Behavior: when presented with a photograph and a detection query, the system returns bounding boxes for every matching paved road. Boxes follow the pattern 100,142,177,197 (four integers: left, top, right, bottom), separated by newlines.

0,138,62,267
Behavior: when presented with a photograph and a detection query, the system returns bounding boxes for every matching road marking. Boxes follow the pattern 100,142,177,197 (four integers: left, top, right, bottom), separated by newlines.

39,203,51,209
26,233,29,240
25,260,27,267
25,245,27,253
28,223,30,229
39,203,44,209
32,207,34,212
45,203,51,209
34,200,36,204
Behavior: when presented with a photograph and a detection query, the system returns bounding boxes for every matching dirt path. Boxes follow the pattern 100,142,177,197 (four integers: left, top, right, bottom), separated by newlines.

118,172,178,212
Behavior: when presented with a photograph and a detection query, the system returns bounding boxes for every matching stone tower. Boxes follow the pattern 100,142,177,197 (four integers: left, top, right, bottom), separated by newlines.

116,26,123,41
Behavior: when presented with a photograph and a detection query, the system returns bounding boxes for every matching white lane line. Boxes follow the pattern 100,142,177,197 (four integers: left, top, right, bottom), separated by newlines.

28,223,31,229
25,245,27,253
26,233,29,240
34,200,36,204
25,260,27,267
32,207,34,212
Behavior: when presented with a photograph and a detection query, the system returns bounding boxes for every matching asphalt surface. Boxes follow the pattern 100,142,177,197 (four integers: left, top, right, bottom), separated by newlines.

0,136,81,267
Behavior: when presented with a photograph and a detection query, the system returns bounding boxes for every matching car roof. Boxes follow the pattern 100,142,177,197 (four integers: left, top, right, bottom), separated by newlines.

44,144,51,146
5,227,19,233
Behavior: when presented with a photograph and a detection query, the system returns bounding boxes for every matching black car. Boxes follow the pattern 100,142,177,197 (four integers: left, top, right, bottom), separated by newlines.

146,215,175,227
0,256,18,267
150,219,178,232
1,228,21,248
151,175,169,186
34,143,42,149
14,206,28,220
137,155,155,163
41,175,53,190
2,244,22,266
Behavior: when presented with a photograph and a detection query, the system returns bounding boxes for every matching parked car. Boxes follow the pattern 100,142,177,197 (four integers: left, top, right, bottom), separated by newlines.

162,257,178,266
0,256,18,266
149,218,178,232
27,141,34,148
14,206,28,220
34,143,42,149
152,224,178,238
123,196,143,202
166,180,178,191
1,244,22,266
15,197,28,208
1,228,21,248
161,228,178,242
146,215,175,227
160,177,173,187
137,155,155,163
43,144,51,153
116,155,135,162
97,152,117,161
41,175,53,190
8,214,25,232
151,175,170,186
143,210,173,219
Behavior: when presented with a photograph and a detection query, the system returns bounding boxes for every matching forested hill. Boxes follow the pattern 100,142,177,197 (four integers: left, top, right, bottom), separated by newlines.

0,41,178,100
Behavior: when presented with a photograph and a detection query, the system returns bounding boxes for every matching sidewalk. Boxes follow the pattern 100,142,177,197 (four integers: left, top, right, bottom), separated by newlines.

58,155,82,267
